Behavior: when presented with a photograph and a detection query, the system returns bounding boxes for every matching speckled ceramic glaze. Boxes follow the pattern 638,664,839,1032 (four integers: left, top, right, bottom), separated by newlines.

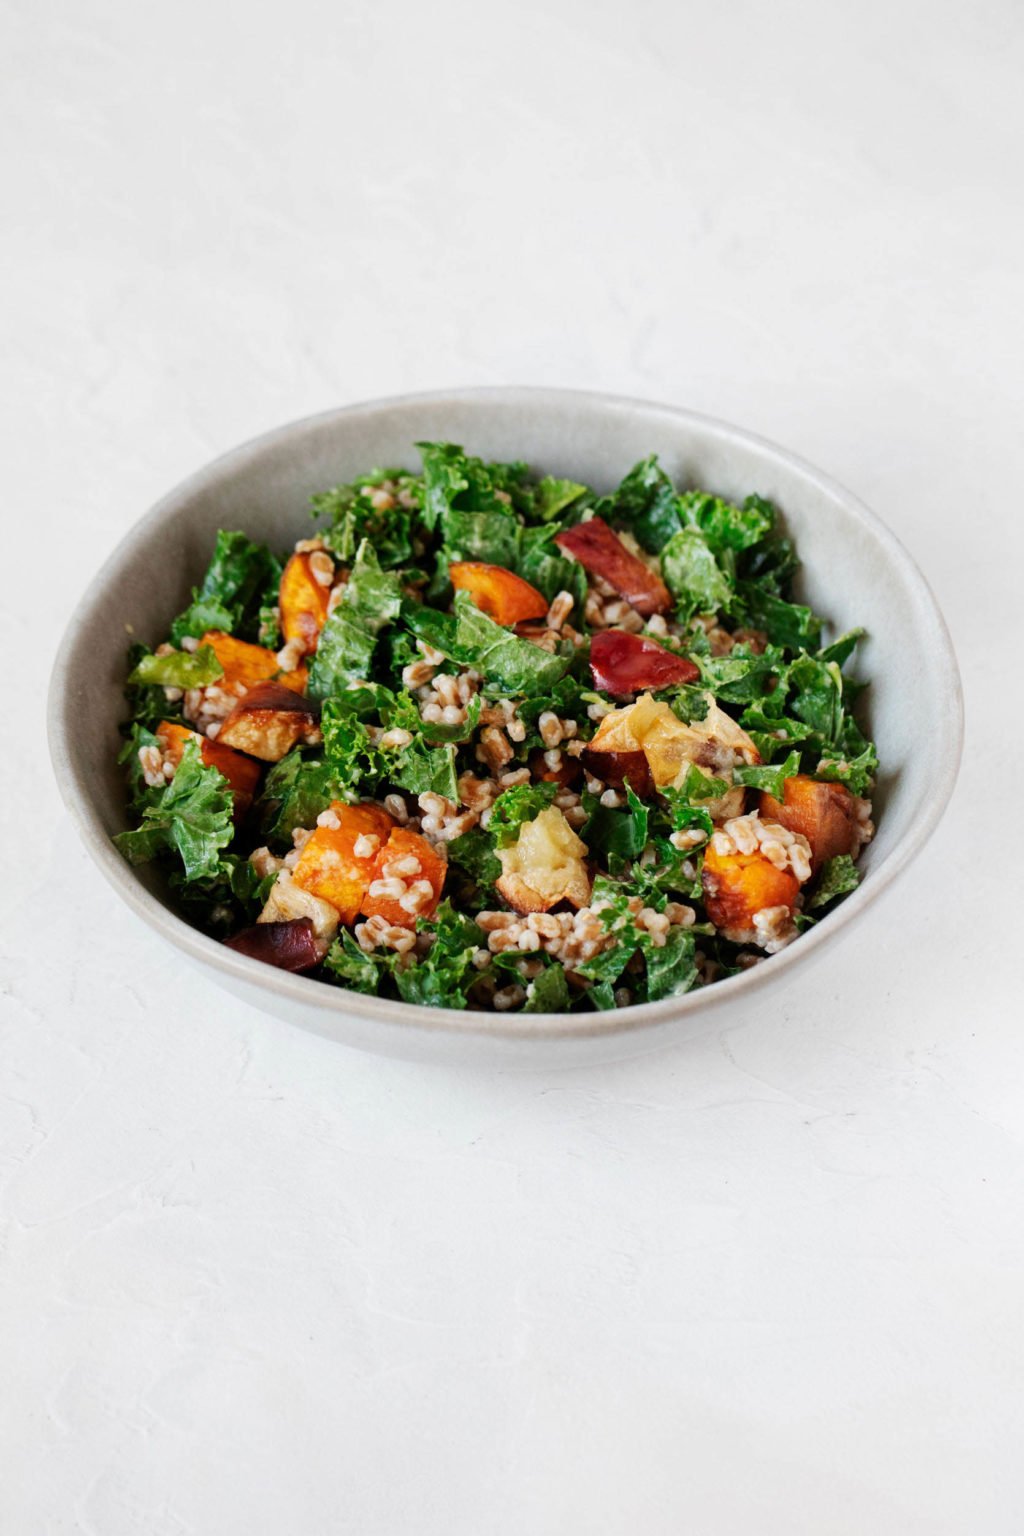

47,389,963,1064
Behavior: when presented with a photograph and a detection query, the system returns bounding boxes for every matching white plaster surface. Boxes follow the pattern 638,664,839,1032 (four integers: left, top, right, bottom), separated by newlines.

4,0,1024,1529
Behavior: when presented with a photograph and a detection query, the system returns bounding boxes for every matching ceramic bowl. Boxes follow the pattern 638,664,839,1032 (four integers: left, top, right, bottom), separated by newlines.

47,389,962,1065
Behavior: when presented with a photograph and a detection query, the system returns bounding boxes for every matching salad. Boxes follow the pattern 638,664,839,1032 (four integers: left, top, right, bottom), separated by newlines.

115,443,877,1014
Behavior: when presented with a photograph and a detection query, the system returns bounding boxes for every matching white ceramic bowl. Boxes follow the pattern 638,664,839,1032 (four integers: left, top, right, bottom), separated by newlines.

48,389,962,1065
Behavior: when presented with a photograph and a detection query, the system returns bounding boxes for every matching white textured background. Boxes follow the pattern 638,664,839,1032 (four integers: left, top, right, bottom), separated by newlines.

4,1,1024,1531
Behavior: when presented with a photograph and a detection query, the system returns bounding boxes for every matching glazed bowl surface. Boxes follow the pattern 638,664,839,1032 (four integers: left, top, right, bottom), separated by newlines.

47,388,962,1064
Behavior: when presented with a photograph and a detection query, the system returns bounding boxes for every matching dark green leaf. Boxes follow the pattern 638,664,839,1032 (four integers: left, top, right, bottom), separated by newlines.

258,751,350,844
115,737,234,881
452,591,570,693
661,529,733,617
324,931,387,994
733,581,822,651
814,741,878,796
320,706,389,797
314,470,421,568
642,925,699,1002
446,826,502,905
807,853,861,910
390,738,458,802
518,525,587,612
698,645,787,704
818,629,865,669
581,782,648,866
488,781,559,847
677,489,774,554
392,902,486,1009
522,962,571,1012
170,530,282,645
788,655,845,743
594,455,683,552
733,750,802,798
674,762,730,803
532,476,589,523
308,541,402,698
442,506,521,568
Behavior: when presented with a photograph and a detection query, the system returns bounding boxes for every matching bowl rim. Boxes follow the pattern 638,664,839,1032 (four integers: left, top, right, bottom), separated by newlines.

47,385,964,1043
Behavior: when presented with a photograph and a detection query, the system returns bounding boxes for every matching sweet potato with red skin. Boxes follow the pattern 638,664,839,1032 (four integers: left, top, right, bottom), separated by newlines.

702,841,799,932
217,683,322,762
155,720,262,816
581,746,654,798
201,630,307,694
449,561,549,625
529,749,581,788
361,827,446,928
279,552,331,654
759,776,861,873
590,629,699,695
555,517,671,616
291,803,395,924
224,917,322,971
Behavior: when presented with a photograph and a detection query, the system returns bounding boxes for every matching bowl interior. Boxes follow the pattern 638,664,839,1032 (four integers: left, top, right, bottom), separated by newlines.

49,389,962,1053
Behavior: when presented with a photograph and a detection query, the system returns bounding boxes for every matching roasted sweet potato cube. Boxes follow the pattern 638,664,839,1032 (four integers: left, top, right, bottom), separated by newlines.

555,517,671,616
201,630,307,694
701,841,799,933
449,561,549,625
224,917,323,971
217,683,322,762
357,826,446,928
291,802,395,924
759,776,861,873
279,552,331,654
155,720,262,815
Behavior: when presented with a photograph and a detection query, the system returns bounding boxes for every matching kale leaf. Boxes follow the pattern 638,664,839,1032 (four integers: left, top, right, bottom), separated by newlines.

392,902,486,1009
170,530,282,645
257,751,349,845
807,853,861,910
661,529,733,617
488,781,559,847
315,468,422,569
594,455,683,553
308,540,402,697
451,592,570,693
677,489,774,554
115,737,234,881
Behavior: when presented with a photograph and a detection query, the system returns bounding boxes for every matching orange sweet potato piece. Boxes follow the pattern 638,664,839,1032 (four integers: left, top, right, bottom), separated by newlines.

201,631,307,694
291,802,394,924
759,776,860,873
217,683,322,762
449,561,549,625
155,720,262,815
702,841,799,932
554,517,671,616
279,552,331,654
360,827,446,928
